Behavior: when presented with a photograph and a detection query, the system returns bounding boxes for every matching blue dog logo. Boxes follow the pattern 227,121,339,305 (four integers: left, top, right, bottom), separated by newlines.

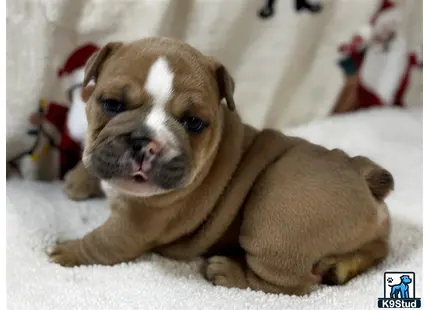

389,275,412,299
378,271,421,308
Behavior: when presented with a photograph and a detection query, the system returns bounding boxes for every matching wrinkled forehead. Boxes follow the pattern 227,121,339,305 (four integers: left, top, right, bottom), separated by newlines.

100,39,210,89
98,43,216,111
96,41,216,111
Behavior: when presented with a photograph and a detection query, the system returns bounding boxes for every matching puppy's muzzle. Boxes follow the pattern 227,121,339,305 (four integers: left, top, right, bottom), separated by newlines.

126,130,189,190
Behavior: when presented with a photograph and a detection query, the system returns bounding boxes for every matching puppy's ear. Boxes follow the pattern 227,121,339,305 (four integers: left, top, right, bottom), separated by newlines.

80,85,95,103
83,42,123,87
206,57,236,111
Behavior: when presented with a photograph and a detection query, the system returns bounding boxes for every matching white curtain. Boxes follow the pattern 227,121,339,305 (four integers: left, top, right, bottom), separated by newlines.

6,0,422,159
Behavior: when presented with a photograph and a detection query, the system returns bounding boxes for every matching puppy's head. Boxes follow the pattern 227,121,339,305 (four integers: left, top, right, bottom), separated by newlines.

82,37,235,197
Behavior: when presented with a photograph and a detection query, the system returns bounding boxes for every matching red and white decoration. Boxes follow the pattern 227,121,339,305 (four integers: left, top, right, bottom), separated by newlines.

338,0,422,110
359,0,417,108
57,43,99,145
16,43,100,180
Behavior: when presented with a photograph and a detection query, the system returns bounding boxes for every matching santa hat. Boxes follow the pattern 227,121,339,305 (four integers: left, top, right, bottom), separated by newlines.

349,0,396,47
57,43,100,94
370,0,395,25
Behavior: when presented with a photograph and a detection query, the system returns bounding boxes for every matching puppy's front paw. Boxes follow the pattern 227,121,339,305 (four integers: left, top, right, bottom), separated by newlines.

48,240,84,267
64,166,102,201
205,256,247,289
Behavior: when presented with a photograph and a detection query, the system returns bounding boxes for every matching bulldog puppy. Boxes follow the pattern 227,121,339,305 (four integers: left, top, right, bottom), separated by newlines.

51,37,394,296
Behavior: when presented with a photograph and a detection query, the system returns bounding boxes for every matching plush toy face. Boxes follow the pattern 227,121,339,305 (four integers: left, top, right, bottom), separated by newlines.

66,86,88,145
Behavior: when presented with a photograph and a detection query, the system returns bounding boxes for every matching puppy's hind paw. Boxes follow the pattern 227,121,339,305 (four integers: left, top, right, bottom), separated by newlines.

205,256,247,289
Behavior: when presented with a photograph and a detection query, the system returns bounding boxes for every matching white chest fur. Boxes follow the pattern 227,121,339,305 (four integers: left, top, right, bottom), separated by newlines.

100,180,118,199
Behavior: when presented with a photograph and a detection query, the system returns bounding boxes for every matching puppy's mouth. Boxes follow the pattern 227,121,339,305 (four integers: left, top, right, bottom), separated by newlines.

131,172,148,183
129,158,150,183
128,155,155,184
90,148,190,197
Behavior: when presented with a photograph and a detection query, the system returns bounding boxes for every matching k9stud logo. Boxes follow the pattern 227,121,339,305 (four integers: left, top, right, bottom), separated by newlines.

378,272,421,308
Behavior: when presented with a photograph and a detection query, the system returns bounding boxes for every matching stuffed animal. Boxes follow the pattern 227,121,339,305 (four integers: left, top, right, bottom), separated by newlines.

8,43,99,180
59,43,99,145
333,0,422,114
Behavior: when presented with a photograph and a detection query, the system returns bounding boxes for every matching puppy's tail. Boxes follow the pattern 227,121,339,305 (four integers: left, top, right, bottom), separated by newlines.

350,156,394,202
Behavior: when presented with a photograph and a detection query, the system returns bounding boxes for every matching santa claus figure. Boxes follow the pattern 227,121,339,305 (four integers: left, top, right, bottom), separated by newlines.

13,43,99,180
54,43,100,178
333,0,422,113
58,43,99,146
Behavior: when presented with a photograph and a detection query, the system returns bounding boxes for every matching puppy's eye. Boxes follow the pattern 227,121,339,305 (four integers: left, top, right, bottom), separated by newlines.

180,116,207,134
101,99,125,116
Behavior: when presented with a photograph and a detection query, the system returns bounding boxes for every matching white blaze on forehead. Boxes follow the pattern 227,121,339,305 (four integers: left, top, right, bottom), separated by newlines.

146,108,177,146
144,57,174,107
143,57,177,148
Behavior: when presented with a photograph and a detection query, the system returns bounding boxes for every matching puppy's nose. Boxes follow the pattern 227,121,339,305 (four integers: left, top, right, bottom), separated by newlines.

129,136,149,153
145,140,162,156
129,134,163,163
